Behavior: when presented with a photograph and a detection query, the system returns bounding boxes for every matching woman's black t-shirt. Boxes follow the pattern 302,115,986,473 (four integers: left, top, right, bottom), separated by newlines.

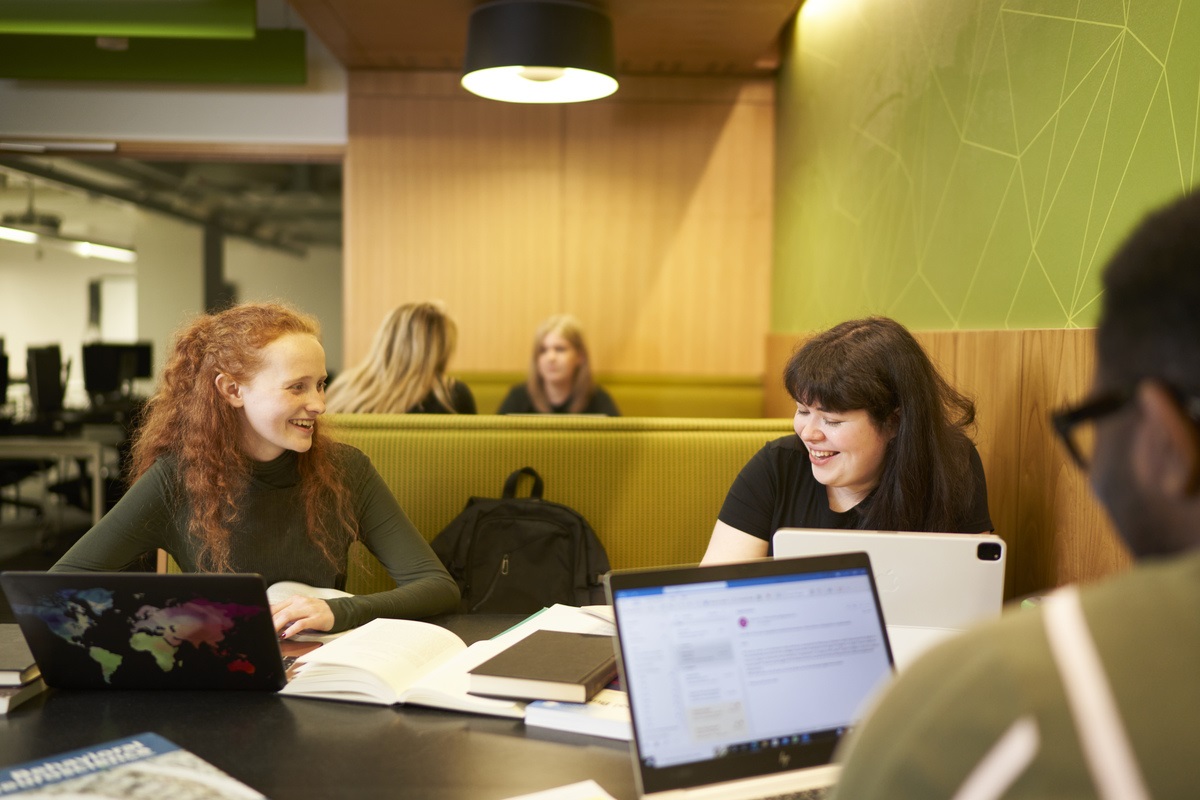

717,435,993,551
496,384,620,416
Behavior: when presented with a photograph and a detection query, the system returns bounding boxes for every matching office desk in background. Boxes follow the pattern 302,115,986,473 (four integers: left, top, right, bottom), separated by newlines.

0,436,106,526
0,615,639,800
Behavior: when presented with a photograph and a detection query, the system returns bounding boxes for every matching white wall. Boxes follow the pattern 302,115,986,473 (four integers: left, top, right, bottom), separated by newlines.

0,186,141,407
131,210,204,396
0,190,344,405
225,238,344,374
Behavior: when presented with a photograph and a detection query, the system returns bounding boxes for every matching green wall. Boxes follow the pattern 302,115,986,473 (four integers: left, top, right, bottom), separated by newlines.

773,0,1200,333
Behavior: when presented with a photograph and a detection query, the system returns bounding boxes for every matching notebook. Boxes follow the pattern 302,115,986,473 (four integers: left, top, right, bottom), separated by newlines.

0,571,288,691
771,529,1007,668
606,553,894,800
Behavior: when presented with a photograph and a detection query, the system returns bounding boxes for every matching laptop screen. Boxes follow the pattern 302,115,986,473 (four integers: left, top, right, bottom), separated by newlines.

608,553,894,795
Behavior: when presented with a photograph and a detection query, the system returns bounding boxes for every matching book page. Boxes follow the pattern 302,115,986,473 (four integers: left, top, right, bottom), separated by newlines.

490,604,616,649
400,639,525,718
285,619,466,701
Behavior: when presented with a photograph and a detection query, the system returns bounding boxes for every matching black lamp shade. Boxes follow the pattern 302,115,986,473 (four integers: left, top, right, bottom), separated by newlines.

462,0,618,103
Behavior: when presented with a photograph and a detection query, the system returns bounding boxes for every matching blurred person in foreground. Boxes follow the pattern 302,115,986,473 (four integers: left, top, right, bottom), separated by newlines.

833,192,1200,799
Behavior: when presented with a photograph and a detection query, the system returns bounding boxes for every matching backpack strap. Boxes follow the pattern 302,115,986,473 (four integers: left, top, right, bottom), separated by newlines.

502,466,544,499
1043,586,1149,800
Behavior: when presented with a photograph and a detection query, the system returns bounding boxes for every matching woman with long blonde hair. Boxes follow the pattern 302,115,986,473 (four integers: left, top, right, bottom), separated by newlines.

497,314,619,415
325,301,474,414
52,302,459,637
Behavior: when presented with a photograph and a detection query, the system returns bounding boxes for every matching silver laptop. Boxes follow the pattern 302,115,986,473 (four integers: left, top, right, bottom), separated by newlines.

772,529,1006,668
606,553,894,800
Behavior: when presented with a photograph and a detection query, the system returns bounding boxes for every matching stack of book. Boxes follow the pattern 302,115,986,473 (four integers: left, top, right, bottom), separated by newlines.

0,624,47,715
277,603,633,740
464,625,632,741
278,603,619,720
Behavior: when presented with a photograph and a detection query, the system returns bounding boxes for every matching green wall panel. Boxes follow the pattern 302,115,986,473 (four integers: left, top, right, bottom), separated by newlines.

774,0,1199,333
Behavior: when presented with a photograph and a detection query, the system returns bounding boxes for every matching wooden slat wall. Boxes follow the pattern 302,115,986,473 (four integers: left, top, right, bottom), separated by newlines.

765,328,1133,600
344,72,773,377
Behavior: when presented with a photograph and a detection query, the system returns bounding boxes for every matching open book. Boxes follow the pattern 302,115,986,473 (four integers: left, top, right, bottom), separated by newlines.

278,617,526,718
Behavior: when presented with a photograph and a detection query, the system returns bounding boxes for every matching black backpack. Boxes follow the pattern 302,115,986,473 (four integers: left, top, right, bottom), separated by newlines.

430,467,611,614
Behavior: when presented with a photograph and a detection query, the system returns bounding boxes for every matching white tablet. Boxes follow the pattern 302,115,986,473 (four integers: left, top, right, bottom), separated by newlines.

772,529,1007,668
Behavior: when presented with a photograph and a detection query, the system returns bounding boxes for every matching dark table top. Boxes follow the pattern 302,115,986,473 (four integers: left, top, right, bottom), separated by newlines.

0,614,638,800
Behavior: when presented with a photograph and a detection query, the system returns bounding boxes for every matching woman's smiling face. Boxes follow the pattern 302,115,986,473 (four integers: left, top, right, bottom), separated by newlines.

223,333,328,462
794,402,895,508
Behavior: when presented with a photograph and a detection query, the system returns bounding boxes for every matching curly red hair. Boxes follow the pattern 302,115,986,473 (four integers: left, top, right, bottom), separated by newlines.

130,302,355,572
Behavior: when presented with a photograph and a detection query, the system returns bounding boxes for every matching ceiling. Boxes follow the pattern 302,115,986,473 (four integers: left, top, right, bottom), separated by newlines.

288,0,801,75
0,155,342,254
0,0,800,255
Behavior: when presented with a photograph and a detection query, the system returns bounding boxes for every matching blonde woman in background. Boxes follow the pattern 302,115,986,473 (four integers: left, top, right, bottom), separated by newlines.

497,314,619,415
326,301,476,414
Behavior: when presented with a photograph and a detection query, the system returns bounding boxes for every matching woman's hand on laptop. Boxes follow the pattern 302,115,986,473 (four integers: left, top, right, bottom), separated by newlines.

271,595,334,639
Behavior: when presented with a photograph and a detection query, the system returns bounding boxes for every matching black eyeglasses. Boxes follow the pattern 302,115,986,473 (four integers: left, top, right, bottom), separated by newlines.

1051,389,1133,469
1052,385,1200,469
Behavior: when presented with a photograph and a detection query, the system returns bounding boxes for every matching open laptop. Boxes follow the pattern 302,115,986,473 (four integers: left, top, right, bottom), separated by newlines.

0,571,288,691
772,529,1007,668
606,553,894,800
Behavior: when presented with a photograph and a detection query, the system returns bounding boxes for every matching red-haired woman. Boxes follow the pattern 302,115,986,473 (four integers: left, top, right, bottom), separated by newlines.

52,302,459,638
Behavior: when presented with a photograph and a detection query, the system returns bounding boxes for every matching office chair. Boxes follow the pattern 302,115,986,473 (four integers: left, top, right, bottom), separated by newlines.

26,345,67,418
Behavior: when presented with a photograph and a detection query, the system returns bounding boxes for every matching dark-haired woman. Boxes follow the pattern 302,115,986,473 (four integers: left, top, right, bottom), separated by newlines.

702,316,992,564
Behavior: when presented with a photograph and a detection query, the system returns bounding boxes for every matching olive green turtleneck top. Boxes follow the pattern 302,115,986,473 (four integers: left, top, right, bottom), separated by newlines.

51,443,460,631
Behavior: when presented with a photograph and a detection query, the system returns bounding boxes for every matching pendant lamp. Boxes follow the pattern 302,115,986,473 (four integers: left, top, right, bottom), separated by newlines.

461,0,618,104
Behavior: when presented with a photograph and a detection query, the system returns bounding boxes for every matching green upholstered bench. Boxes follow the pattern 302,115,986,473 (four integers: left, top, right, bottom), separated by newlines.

456,373,765,418
161,414,793,593
329,414,793,594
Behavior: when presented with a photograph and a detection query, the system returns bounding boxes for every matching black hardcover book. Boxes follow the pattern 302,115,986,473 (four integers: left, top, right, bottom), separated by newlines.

468,630,617,703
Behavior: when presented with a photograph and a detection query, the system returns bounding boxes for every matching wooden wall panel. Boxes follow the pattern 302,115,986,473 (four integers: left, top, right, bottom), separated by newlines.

562,86,773,375
913,330,1026,598
1017,329,1131,591
345,73,563,368
344,72,773,376
764,327,1133,599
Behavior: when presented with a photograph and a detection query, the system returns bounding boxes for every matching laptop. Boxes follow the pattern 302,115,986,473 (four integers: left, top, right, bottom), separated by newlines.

772,529,1007,668
606,553,894,800
0,571,288,691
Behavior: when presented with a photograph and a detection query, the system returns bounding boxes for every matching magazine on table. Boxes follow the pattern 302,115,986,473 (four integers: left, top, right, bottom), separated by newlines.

0,732,264,798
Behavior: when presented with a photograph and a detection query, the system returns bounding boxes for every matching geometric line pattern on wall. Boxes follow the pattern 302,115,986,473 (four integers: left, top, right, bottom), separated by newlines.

773,0,1197,332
